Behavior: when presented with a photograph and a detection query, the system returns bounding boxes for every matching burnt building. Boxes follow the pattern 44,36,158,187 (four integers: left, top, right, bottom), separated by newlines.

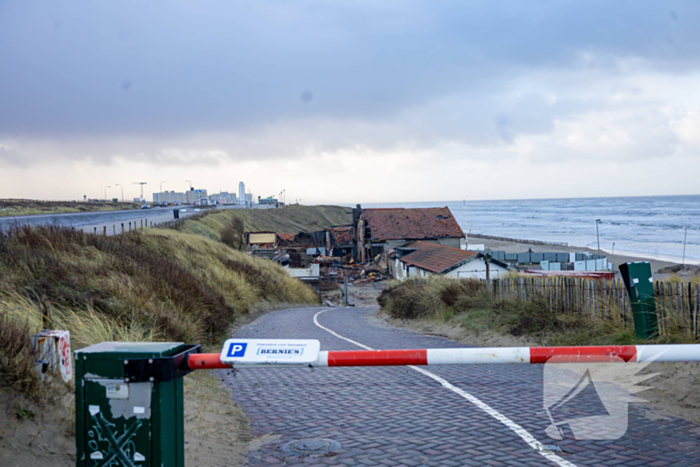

353,205,464,263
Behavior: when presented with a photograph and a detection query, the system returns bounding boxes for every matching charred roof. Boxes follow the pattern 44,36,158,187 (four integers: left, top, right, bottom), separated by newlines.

361,207,464,242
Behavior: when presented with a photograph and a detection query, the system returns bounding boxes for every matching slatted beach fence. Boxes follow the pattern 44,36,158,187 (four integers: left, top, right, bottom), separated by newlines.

489,277,700,338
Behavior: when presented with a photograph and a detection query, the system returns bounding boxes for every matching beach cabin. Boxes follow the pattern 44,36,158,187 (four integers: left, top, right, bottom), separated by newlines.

389,241,510,280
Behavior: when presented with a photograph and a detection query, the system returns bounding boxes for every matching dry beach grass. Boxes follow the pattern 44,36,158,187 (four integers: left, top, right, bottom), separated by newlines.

0,213,326,465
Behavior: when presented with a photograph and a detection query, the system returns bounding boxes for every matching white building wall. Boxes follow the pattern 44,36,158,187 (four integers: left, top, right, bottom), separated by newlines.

283,263,320,277
453,258,508,280
393,256,508,281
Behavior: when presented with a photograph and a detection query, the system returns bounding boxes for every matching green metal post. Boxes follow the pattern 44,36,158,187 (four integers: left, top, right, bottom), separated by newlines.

619,262,659,339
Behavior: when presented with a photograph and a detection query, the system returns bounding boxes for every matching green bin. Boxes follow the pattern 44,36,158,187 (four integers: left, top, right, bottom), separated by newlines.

74,342,200,467
619,262,659,339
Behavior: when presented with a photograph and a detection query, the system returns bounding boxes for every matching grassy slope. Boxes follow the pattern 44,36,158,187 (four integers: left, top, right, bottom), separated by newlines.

0,199,141,217
0,205,350,395
379,277,697,347
0,205,348,464
177,204,353,241
0,223,319,396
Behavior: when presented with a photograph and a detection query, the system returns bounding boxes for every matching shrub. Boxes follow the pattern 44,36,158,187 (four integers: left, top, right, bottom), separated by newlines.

220,218,245,250
0,310,39,395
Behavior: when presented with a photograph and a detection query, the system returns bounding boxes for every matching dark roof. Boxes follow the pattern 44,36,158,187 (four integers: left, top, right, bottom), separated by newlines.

329,226,353,245
362,207,464,242
399,241,477,274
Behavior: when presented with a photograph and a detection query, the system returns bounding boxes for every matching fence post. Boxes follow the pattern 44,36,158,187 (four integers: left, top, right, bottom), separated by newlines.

93,227,96,235
680,283,687,333
694,284,699,338
113,225,116,236
603,279,608,318
593,280,598,317
121,223,124,234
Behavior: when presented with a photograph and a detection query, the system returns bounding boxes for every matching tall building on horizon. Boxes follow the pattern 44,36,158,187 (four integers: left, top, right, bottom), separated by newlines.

238,182,245,206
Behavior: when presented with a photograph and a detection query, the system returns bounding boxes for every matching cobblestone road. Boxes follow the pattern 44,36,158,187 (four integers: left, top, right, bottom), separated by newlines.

220,307,700,466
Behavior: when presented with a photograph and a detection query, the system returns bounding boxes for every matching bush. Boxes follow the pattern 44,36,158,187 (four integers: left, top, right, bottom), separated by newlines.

379,279,447,319
0,311,39,395
220,218,245,250
378,277,686,346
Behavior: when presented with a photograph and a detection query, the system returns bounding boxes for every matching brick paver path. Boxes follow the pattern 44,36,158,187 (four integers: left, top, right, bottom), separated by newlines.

220,307,700,466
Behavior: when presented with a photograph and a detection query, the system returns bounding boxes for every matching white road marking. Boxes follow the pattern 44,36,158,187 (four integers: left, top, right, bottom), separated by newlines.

313,309,577,467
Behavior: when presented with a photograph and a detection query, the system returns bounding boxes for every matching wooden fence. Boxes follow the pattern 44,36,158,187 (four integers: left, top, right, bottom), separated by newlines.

489,277,700,338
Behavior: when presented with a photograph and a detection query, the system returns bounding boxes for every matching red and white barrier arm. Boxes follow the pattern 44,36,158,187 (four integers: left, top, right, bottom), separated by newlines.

187,344,700,370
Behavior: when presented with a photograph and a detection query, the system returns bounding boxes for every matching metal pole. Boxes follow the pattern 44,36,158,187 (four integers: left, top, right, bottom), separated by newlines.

188,343,700,370
596,219,601,256
683,226,688,265
344,277,349,307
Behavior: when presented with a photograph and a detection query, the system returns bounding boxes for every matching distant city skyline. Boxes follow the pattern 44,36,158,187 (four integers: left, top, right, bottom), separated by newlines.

1,2,700,203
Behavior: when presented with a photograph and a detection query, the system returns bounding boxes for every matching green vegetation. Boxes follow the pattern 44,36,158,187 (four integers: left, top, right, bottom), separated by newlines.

16,406,34,421
0,198,140,217
0,222,320,397
176,204,352,242
379,277,697,347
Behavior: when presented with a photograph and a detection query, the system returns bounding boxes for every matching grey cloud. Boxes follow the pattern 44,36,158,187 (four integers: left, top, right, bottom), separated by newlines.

0,0,699,164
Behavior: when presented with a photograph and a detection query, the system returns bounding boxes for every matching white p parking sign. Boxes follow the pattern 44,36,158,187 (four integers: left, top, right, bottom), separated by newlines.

220,339,320,365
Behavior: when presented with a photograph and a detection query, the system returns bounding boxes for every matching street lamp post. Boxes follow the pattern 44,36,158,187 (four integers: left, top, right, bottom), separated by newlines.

185,180,192,190
596,219,602,256
115,184,124,202
104,186,111,202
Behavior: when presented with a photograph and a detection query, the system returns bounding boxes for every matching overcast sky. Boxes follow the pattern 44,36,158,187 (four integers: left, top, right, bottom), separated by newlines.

1,1,699,203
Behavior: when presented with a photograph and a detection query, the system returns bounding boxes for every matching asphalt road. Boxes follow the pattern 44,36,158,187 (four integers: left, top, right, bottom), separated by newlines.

0,206,204,235
223,306,700,466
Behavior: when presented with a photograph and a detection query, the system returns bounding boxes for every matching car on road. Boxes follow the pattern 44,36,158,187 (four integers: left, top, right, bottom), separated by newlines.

141,204,150,209
159,203,167,208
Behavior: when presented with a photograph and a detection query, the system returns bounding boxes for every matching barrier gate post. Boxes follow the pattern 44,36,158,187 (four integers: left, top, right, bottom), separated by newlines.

75,339,700,466
74,342,200,467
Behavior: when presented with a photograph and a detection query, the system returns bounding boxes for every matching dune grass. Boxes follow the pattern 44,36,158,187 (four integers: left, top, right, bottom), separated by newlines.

176,204,353,241
0,224,319,397
379,277,697,347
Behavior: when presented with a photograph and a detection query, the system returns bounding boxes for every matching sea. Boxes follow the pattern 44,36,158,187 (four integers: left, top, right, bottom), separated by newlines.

358,195,700,265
